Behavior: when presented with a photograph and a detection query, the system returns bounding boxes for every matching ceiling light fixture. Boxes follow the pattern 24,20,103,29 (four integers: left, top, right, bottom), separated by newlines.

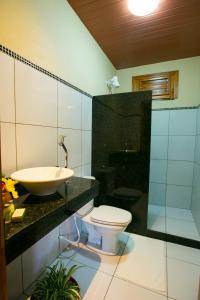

128,0,160,16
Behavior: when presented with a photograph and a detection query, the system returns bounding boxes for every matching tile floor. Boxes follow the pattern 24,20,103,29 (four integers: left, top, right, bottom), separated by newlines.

22,232,200,300
148,204,200,241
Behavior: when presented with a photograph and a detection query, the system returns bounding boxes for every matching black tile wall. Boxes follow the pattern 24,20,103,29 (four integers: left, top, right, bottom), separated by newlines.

92,91,152,234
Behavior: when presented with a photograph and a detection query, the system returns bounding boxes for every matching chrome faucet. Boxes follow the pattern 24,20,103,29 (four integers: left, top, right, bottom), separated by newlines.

58,135,68,168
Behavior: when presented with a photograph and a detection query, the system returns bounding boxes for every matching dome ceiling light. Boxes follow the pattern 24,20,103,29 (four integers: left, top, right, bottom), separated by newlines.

128,0,160,16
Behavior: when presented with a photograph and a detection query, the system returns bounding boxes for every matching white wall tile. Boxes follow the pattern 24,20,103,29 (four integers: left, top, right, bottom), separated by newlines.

73,166,82,176
22,226,59,290
148,183,166,206
196,108,200,135
16,124,57,169
58,83,82,129
1,122,16,176
59,215,82,252
151,110,169,135
149,160,167,183
7,256,23,300
167,257,200,300
82,131,92,165
59,216,79,238
167,161,194,186
148,204,166,217
82,164,91,177
0,53,15,122
166,185,192,209
58,128,81,168
82,94,92,131
150,136,168,160
169,109,197,135
194,134,200,162
15,60,57,127
192,164,200,187
168,135,195,161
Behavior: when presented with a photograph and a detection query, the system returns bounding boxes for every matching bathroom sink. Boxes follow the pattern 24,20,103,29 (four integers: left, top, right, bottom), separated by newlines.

11,167,74,196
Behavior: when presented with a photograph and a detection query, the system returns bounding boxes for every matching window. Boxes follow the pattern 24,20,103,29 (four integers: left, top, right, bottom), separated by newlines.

132,71,179,100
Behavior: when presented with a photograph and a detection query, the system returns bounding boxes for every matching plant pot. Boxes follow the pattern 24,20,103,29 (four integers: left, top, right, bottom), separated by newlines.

29,277,80,300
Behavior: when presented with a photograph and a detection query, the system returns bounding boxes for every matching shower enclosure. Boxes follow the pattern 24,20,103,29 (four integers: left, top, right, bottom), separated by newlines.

148,107,200,245
92,91,152,235
92,92,200,247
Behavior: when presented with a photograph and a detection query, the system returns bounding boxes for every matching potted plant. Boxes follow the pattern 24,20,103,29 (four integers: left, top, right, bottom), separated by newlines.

30,262,81,300
1,177,18,204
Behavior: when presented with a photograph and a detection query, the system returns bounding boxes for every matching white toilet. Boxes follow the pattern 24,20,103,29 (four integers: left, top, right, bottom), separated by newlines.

77,200,132,255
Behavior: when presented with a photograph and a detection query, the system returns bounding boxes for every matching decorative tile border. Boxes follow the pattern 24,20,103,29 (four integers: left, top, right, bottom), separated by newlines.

153,105,200,111
1,44,199,110
0,44,92,99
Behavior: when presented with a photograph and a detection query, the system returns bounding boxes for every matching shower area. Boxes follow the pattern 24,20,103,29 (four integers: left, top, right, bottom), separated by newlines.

92,91,200,245
148,107,200,242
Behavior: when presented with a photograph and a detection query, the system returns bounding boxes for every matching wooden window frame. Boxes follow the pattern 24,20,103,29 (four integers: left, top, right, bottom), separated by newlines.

132,71,179,100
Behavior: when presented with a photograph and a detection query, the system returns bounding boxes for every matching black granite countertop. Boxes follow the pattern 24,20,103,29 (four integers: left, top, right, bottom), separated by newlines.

5,177,99,264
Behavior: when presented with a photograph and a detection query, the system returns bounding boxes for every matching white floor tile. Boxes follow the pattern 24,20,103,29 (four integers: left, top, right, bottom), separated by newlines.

66,260,112,300
166,217,200,240
166,207,194,222
148,205,200,240
105,277,167,300
167,257,200,300
115,234,167,295
69,233,129,275
167,242,200,266
148,214,166,232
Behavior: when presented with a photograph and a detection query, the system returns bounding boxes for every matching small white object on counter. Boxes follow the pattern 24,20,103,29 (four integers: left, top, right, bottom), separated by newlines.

11,208,26,222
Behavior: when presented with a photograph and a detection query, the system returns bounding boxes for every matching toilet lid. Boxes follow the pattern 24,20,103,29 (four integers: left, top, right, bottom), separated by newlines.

91,205,132,226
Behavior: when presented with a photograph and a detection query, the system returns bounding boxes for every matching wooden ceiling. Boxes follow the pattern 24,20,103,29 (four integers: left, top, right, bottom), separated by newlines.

68,0,200,69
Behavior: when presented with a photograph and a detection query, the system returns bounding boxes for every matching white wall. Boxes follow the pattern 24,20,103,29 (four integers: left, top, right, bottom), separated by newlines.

116,56,200,109
0,51,92,300
0,0,115,96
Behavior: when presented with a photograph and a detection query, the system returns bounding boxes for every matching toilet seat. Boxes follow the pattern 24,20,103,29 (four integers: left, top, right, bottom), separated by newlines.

90,205,132,226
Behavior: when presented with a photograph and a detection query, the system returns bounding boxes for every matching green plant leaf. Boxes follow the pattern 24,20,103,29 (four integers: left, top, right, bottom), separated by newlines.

32,262,81,300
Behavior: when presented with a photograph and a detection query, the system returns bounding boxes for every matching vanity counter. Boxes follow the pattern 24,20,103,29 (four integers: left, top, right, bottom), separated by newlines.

5,176,99,264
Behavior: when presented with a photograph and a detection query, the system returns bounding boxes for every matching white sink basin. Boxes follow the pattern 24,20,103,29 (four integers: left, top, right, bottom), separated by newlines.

11,167,74,196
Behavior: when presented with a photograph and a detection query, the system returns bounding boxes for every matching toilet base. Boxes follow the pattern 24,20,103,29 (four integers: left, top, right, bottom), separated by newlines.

85,241,120,256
